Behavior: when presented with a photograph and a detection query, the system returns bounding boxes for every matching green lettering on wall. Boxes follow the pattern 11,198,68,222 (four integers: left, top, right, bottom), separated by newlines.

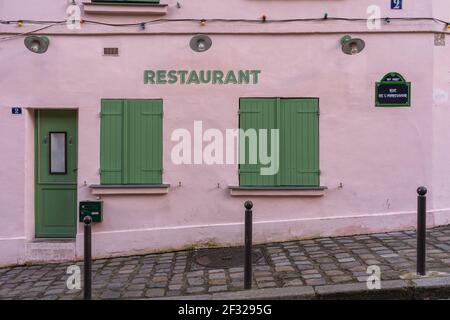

250,70,261,84
187,71,201,84
143,70,261,85
199,70,211,83
225,71,238,84
212,70,224,84
156,70,167,84
167,70,178,84
144,70,155,84
178,70,189,84
238,70,250,84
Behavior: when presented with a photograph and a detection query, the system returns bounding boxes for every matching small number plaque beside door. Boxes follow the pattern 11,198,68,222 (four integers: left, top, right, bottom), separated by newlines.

391,0,402,9
11,107,22,114
49,132,67,174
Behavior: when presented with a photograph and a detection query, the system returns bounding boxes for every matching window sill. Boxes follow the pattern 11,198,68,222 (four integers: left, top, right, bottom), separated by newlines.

228,186,327,197
90,184,170,195
83,3,168,16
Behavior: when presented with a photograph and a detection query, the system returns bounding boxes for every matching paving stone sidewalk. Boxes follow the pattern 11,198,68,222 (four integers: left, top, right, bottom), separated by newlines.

1,226,449,300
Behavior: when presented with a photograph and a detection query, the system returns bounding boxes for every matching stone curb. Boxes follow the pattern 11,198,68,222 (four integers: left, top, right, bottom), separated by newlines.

314,280,412,300
146,276,450,300
412,276,450,299
213,286,315,300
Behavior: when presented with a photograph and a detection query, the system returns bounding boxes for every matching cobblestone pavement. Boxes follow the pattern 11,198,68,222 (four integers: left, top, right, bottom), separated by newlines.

1,226,450,300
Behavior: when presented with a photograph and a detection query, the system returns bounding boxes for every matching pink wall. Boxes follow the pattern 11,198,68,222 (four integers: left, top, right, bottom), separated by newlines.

0,0,449,265
0,0,434,21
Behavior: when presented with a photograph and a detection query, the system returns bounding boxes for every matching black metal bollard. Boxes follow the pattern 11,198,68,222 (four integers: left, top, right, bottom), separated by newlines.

244,201,253,290
417,186,427,276
83,216,92,300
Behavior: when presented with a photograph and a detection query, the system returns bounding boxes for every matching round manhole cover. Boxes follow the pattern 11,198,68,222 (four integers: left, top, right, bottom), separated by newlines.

193,247,263,268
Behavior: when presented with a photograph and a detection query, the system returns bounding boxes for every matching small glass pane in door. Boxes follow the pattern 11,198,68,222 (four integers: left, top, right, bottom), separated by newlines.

49,132,66,174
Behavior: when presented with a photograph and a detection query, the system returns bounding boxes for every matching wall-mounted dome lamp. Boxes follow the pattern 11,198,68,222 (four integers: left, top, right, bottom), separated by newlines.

24,36,50,54
340,35,365,55
190,34,212,53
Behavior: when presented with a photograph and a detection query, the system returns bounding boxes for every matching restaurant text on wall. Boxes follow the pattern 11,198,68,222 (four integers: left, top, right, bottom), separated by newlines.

144,70,261,85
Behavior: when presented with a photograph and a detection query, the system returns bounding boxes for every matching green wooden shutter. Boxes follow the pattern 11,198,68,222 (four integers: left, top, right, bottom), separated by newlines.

126,99,163,184
279,98,319,186
100,100,124,184
239,98,277,186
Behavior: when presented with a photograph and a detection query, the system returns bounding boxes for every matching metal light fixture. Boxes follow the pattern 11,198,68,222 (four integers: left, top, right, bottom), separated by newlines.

24,35,50,54
190,34,212,52
340,35,365,55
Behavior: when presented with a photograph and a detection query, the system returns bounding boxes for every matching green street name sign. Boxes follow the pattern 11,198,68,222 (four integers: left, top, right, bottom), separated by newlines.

375,72,411,107
144,70,261,85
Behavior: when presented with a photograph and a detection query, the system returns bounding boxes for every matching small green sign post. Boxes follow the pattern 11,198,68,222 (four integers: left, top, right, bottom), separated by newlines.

375,72,411,107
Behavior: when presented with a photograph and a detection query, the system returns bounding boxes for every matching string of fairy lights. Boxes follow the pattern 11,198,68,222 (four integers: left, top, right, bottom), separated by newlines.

0,15,449,42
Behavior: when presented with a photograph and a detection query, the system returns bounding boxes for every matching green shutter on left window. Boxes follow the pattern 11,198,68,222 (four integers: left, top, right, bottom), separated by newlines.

126,99,163,184
239,98,278,186
100,100,124,184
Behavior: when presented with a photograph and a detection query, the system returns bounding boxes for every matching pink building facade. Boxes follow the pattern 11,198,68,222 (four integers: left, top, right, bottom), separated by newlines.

1,0,450,266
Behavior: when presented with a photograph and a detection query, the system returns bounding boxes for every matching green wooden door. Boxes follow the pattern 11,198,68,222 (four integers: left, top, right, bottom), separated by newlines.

35,110,77,238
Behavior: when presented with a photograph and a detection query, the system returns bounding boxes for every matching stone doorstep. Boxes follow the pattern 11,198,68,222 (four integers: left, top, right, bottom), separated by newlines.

24,241,76,263
144,276,450,300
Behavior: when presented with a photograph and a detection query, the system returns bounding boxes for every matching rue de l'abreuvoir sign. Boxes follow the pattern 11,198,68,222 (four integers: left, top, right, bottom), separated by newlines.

144,70,261,85
375,72,411,107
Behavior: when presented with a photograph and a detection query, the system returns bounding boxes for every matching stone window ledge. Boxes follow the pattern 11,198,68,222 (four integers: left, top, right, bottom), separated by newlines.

229,186,327,197
83,3,168,16
90,184,170,195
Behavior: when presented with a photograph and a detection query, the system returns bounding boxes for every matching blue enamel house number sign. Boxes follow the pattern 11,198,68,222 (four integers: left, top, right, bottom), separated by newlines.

391,0,402,9
11,107,22,115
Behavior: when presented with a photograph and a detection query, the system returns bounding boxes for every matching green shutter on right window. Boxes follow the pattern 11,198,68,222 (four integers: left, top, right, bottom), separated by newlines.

239,98,320,187
126,99,163,184
100,100,124,184
279,98,319,186
239,98,278,186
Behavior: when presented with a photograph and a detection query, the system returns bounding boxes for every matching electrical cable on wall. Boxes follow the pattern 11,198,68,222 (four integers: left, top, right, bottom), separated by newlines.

0,16,449,41
1,16,450,26
0,22,65,42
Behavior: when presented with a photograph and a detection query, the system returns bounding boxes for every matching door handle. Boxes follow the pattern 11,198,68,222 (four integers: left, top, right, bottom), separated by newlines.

73,168,78,172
